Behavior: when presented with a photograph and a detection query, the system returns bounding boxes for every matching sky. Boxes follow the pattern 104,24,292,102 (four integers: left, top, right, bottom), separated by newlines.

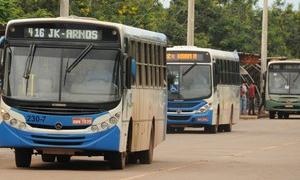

160,0,300,10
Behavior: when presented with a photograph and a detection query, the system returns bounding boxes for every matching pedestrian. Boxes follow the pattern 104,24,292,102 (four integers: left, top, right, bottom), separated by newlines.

248,82,256,115
240,81,248,115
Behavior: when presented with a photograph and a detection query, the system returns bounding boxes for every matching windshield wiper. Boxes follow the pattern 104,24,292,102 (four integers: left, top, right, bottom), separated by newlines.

23,44,36,95
293,73,300,83
65,44,94,73
23,43,36,79
182,63,197,76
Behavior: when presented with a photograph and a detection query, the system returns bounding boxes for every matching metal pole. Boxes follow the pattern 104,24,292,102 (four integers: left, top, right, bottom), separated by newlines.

60,0,69,17
260,0,268,112
187,0,195,46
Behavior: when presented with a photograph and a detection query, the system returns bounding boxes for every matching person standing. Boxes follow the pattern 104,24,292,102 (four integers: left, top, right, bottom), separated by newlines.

248,82,256,115
240,81,248,115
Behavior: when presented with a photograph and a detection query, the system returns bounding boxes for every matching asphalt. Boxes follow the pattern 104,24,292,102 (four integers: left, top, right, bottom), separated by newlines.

0,118,299,180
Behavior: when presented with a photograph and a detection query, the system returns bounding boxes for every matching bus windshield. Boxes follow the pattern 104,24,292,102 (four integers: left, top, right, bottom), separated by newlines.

167,64,211,100
268,68,300,95
7,46,120,103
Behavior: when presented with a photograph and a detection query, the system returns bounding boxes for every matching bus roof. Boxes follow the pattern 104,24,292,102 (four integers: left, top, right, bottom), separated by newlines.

268,59,300,66
167,46,239,61
6,17,167,45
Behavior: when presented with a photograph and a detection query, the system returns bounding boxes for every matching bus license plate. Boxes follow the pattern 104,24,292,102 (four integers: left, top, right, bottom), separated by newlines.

285,104,293,108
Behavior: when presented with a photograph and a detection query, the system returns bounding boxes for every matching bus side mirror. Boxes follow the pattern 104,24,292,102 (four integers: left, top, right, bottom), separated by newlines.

213,63,219,88
0,36,5,48
126,57,136,89
131,58,137,81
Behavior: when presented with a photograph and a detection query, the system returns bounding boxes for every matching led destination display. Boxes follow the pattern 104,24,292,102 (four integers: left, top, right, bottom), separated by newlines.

24,28,102,40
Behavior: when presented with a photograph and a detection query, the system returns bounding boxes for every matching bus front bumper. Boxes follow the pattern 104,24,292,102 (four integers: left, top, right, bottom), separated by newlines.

0,122,120,152
167,110,213,127
265,100,300,113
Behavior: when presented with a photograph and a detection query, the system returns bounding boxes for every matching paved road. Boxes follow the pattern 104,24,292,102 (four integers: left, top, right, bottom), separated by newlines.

1,118,300,180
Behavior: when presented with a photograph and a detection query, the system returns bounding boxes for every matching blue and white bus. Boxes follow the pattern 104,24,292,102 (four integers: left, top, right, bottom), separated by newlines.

167,46,240,133
0,17,167,169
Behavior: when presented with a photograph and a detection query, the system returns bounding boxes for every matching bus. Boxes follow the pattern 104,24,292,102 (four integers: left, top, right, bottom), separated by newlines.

265,60,300,119
0,17,167,169
167,46,240,133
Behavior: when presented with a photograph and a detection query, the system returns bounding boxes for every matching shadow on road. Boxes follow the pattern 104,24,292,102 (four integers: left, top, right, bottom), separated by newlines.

29,160,111,171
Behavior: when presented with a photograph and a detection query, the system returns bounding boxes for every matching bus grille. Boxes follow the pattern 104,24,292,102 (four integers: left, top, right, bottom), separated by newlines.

28,123,90,130
168,115,191,121
31,135,85,146
168,103,199,108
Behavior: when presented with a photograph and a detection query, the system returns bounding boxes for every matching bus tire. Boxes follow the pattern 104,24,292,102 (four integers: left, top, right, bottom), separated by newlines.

269,111,275,119
217,125,224,132
15,149,32,168
175,127,184,133
278,112,283,119
284,113,289,119
42,154,55,162
223,124,232,132
110,152,126,169
205,125,217,134
57,155,71,163
139,125,154,164
167,126,175,133
126,153,138,164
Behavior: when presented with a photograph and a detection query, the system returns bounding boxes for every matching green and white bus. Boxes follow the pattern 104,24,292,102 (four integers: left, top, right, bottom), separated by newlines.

265,60,300,119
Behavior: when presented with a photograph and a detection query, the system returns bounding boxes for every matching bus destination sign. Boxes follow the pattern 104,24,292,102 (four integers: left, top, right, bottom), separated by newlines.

24,28,102,41
167,51,210,62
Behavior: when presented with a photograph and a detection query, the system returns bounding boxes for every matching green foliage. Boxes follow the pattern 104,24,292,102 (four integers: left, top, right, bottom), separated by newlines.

0,0,298,58
0,0,22,23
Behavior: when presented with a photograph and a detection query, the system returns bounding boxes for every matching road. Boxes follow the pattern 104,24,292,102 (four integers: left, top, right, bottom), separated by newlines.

0,118,300,180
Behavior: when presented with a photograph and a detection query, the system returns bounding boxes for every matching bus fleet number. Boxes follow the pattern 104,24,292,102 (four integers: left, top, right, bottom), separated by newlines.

26,115,46,123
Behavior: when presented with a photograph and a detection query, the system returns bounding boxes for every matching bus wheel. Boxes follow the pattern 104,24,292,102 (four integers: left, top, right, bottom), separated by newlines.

57,155,71,163
139,125,154,164
175,127,184,133
278,112,283,119
42,154,55,162
110,152,126,169
269,111,275,119
205,125,218,134
167,126,175,133
126,153,138,164
15,149,32,168
217,125,224,132
223,123,232,132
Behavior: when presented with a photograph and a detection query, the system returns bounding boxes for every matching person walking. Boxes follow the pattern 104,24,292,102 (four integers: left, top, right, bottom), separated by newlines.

240,81,248,115
248,82,256,115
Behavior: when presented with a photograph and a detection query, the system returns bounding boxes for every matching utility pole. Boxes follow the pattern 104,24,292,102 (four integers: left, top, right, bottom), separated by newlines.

187,0,195,46
60,0,69,17
260,0,268,111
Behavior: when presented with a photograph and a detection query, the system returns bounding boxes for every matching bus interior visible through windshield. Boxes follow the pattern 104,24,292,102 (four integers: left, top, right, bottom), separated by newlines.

167,64,211,100
5,45,121,103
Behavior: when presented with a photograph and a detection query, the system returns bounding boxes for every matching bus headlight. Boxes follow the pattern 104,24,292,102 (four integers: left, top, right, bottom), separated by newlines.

91,125,99,132
101,122,109,129
18,122,26,129
109,117,118,125
3,113,11,120
196,104,211,114
10,118,18,126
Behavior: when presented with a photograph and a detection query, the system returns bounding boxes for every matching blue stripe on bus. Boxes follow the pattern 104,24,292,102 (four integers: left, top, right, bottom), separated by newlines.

0,122,120,151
